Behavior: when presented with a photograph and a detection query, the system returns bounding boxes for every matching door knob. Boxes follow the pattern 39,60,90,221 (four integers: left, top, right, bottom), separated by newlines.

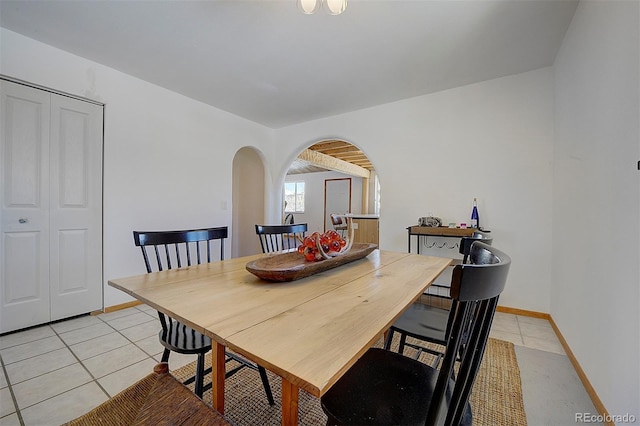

18,218,28,224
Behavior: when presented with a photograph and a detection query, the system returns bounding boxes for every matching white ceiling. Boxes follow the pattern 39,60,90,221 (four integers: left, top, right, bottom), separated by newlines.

0,0,578,129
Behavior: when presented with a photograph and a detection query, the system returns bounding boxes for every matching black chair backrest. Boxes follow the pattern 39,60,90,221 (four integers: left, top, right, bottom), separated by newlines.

255,224,308,253
133,227,228,334
133,227,228,273
426,241,510,425
459,231,493,263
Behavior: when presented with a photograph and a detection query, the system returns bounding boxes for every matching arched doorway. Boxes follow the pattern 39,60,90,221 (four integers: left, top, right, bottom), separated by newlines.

284,140,379,236
232,147,265,257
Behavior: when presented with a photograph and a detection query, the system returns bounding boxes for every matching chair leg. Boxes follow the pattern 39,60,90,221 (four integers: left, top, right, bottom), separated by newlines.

383,329,395,350
258,366,275,406
398,334,407,355
194,353,205,398
161,348,170,363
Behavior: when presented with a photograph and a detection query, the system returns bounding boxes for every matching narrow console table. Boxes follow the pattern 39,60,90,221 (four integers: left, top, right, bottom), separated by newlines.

407,226,477,254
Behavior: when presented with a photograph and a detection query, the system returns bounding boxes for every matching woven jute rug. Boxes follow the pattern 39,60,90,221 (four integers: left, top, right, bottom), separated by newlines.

172,337,527,426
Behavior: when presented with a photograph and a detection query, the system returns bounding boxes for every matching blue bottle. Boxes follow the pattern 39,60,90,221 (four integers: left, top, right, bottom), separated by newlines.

471,198,479,229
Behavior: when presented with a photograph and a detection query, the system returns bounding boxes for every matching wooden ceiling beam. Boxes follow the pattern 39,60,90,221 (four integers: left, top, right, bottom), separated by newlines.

350,160,373,167
334,156,372,166
333,153,367,160
314,146,363,155
308,140,347,150
298,149,370,178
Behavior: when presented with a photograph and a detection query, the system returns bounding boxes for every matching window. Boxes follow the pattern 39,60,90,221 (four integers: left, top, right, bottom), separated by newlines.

284,181,305,213
374,175,381,215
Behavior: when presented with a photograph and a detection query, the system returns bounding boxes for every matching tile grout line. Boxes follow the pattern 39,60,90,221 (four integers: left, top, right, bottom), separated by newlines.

0,308,155,422
0,351,25,425
515,315,526,345
0,337,63,367
96,307,165,360
5,324,113,419
49,322,113,400
58,308,160,399
93,308,165,373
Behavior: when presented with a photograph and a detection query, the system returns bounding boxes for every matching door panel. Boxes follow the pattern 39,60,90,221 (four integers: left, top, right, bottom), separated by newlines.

4,232,44,301
57,229,88,293
5,101,42,206
50,95,103,320
58,106,88,206
1,81,51,332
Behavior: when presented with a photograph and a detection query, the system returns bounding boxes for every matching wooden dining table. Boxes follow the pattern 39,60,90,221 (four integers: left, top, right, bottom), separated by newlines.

108,249,450,425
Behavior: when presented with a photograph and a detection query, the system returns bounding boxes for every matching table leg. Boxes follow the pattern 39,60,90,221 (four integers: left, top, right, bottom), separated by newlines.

212,342,226,414
281,379,299,426
407,229,411,253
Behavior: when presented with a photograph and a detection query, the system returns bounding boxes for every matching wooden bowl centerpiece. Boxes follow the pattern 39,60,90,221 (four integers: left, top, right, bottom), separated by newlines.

246,217,378,282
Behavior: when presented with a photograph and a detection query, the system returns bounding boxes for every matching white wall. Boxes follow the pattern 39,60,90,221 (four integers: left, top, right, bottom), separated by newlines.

0,29,273,307
272,68,555,312
285,171,363,233
553,1,639,417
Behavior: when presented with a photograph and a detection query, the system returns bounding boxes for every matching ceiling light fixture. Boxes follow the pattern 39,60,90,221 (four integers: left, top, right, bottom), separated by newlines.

296,0,347,16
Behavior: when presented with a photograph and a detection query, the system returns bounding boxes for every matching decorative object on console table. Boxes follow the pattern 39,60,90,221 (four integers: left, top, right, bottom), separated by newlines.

418,216,442,227
471,198,479,228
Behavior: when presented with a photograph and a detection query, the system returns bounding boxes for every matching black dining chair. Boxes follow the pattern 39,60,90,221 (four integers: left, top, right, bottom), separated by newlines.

133,227,274,404
255,223,308,253
321,242,511,425
458,231,492,265
385,232,493,360
423,231,493,307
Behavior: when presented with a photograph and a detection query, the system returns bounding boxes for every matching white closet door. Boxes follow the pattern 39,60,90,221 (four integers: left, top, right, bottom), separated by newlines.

1,80,103,333
1,81,52,332
49,94,103,320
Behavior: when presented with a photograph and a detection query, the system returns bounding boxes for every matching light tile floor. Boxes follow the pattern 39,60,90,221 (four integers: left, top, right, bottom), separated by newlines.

0,306,598,425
